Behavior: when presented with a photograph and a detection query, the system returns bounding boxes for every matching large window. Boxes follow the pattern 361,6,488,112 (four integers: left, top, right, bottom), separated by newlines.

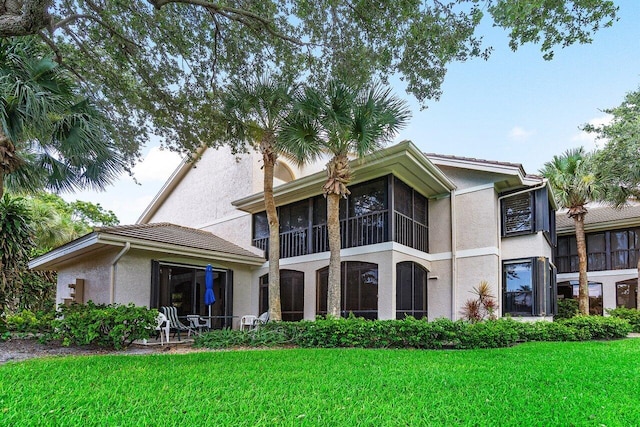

503,257,555,316
504,261,533,315
396,262,427,319
317,262,378,319
150,262,233,329
259,270,305,321
557,281,603,316
557,227,640,273
616,279,638,309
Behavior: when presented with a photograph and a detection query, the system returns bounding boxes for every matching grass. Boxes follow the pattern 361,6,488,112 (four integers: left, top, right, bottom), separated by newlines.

1,340,639,426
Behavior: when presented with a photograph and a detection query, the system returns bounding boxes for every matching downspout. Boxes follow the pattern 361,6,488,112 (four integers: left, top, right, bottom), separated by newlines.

496,180,548,315
451,189,457,320
110,242,131,304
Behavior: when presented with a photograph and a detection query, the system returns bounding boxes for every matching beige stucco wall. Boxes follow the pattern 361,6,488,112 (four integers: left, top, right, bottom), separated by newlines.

455,188,499,251
55,249,116,306
429,196,452,254
501,233,553,261
455,254,500,314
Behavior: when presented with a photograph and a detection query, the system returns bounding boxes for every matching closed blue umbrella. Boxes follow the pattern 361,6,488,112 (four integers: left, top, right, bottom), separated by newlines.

205,264,216,306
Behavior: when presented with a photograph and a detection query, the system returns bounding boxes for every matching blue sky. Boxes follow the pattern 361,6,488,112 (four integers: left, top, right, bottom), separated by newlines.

65,1,640,224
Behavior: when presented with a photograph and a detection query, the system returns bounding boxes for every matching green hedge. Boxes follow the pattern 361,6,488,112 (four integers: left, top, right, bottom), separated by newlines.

607,307,640,333
50,302,158,349
195,315,633,351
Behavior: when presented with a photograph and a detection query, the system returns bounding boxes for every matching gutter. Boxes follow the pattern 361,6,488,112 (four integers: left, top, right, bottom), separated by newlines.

110,242,130,304
450,189,457,320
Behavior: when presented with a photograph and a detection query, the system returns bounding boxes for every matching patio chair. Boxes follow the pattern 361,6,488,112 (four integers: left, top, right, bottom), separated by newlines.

240,315,257,331
155,312,170,345
186,314,209,336
161,306,190,340
253,311,270,329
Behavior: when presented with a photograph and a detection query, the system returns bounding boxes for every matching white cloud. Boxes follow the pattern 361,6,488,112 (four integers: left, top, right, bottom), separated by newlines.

132,147,183,183
508,126,535,141
571,114,613,150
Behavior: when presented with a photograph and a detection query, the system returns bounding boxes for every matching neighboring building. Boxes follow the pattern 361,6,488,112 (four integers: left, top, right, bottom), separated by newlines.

556,203,640,315
30,141,557,327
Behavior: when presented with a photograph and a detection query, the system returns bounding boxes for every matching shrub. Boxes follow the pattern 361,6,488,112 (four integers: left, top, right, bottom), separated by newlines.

194,315,632,351
606,307,640,333
558,315,632,339
193,324,292,349
460,281,498,322
51,302,157,349
556,299,579,320
5,309,55,333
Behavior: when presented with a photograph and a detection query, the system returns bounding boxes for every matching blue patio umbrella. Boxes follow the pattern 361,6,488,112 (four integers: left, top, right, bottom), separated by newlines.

205,264,216,321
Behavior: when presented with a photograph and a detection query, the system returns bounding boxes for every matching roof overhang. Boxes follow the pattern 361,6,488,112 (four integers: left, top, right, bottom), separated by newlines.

29,230,265,271
232,140,456,213
427,154,543,191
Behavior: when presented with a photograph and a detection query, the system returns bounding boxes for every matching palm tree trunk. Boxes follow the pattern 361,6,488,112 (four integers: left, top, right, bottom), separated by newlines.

263,146,282,321
327,191,341,318
574,214,590,315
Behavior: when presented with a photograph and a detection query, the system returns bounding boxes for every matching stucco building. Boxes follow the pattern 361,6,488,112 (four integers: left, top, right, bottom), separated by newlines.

30,141,558,327
556,203,640,315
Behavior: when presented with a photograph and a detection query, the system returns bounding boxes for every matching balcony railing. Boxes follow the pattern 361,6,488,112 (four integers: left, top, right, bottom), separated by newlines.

394,212,428,252
253,209,428,259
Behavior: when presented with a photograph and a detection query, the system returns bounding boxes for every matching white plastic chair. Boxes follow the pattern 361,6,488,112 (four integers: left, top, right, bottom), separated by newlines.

240,315,257,331
187,314,209,336
254,311,270,328
155,312,170,345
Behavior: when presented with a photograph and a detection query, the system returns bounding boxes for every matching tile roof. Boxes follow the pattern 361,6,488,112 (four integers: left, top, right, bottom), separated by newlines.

95,223,262,259
556,203,640,231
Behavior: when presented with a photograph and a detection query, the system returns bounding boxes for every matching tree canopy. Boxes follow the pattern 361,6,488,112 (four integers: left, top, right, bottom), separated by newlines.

0,0,619,161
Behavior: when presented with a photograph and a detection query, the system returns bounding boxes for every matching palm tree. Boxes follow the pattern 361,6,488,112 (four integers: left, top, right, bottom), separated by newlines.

221,74,299,322
0,37,123,198
282,81,410,317
541,147,606,315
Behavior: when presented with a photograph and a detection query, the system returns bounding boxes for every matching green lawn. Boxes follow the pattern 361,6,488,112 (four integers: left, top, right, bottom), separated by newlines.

1,340,639,426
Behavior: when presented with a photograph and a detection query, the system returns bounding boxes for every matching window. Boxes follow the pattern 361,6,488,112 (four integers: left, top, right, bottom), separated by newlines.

503,257,555,316
396,262,427,319
151,262,233,329
259,270,305,321
557,281,603,316
556,236,578,273
616,279,638,309
587,233,607,271
317,262,378,319
502,193,533,235
503,261,533,315
501,187,555,238
556,227,640,273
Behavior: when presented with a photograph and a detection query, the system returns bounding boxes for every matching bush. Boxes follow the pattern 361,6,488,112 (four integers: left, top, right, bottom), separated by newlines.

194,315,633,351
558,315,632,339
556,299,579,320
51,302,158,350
5,309,55,333
606,307,640,333
193,324,292,349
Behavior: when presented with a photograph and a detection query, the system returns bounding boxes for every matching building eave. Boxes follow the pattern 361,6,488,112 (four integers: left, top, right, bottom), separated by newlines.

427,154,542,191
29,229,264,271
232,140,456,213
